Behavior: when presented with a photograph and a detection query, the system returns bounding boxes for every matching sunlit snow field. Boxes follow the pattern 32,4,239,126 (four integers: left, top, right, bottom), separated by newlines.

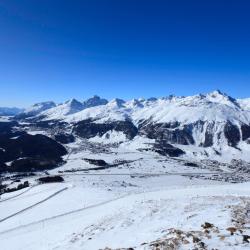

1,148,250,249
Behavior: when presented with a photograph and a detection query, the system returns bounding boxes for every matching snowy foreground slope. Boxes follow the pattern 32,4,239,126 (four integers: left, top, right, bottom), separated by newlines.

1,91,250,249
1,175,250,250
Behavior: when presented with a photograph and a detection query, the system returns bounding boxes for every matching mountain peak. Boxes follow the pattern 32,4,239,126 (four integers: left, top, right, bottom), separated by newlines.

65,98,81,105
204,90,240,108
126,99,144,108
21,101,56,117
208,89,225,97
64,99,84,114
147,97,157,102
83,95,108,108
108,98,125,108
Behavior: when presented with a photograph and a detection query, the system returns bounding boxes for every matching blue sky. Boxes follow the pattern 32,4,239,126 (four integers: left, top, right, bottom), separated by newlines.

0,0,250,107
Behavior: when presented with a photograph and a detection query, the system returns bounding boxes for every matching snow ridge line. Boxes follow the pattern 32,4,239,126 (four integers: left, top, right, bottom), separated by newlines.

0,187,68,223
0,192,132,236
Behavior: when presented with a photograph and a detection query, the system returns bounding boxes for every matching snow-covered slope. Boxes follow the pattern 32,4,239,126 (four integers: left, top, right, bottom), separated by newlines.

38,96,108,120
1,173,250,250
54,90,249,125
238,97,250,111
66,98,129,123
17,90,249,125
19,101,56,118
40,99,84,120
131,91,249,124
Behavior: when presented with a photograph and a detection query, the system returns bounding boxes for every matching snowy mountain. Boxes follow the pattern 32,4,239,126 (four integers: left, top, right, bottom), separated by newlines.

39,99,85,120
17,101,56,118
0,107,23,116
17,96,109,121
4,90,250,160
26,90,248,124
66,98,129,123
82,95,108,108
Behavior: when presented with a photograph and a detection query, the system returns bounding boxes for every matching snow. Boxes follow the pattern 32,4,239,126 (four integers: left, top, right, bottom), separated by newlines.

131,94,249,125
46,91,250,126
0,116,12,121
120,135,155,151
27,130,48,136
65,100,130,123
238,98,250,111
1,134,250,249
41,99,84,120
9,91,250,128
1,175,250,250
0,184,67,223
54,91,250,161
2,90,250,249
23,101,56,116
84,96,108,107
89,131,128,144
206,90,238,107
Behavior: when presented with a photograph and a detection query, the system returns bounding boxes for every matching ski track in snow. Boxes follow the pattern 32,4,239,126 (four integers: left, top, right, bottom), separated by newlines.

0,187,68,223
0,191,129,236
0,186,36,203
1,182,250,250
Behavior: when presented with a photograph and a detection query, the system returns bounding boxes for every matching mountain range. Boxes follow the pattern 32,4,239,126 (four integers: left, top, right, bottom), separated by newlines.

1,90,250,173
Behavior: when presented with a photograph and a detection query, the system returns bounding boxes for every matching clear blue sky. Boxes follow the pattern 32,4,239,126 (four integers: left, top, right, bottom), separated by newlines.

0,0,250,107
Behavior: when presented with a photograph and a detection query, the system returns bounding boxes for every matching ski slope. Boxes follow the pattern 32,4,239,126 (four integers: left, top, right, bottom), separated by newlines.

1,179,250,250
